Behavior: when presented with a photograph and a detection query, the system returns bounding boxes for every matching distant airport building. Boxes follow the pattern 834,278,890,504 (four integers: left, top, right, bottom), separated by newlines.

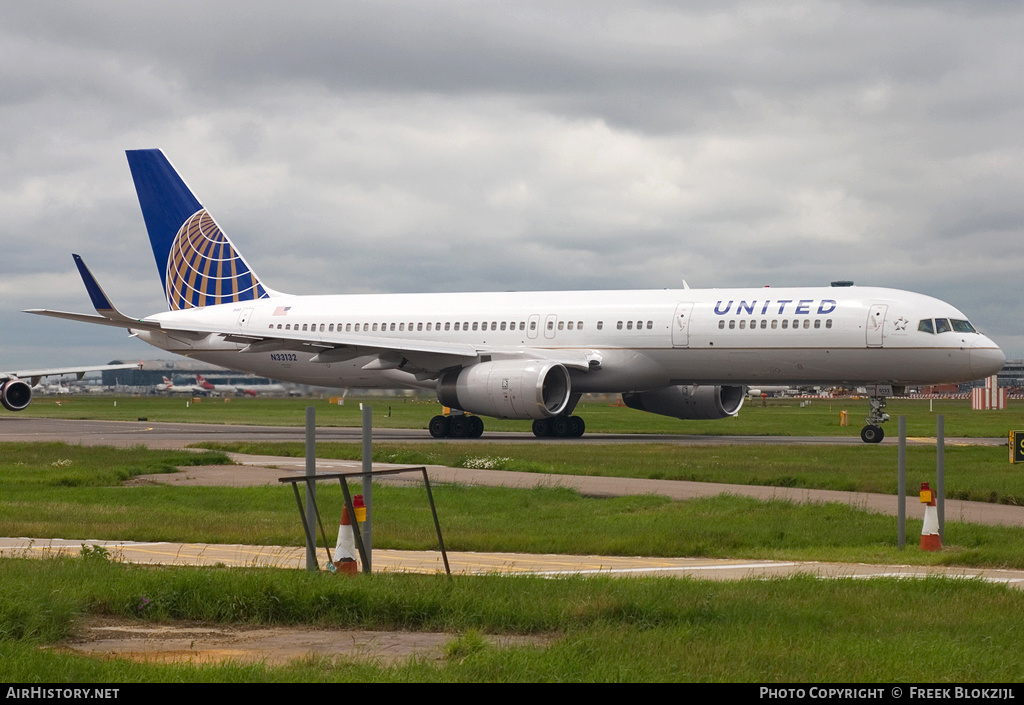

100,359,290,392
997,359,1024,390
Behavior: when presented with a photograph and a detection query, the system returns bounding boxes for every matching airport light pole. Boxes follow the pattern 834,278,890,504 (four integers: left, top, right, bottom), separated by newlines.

305,406,317,571
361,403,372,571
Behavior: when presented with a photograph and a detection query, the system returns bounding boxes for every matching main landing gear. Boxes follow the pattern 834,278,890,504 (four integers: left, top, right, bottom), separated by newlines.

860,394,890,444
427,412,587,439
532,415,586,438
429,413,484,439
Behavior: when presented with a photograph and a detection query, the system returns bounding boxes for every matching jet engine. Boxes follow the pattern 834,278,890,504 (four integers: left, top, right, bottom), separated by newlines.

437,360,571,420
621,384,745,420
1,379,33,412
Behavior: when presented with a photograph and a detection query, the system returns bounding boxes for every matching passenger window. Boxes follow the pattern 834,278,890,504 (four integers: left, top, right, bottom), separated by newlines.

597,321,603,330
626,321,633,330
617,321,623,330
719,320,725,329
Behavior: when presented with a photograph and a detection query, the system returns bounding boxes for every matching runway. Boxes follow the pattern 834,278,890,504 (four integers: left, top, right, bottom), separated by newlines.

0,415,1005,447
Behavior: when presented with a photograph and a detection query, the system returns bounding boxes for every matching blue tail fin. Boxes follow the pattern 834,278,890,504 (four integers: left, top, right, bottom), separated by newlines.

125,149,272,311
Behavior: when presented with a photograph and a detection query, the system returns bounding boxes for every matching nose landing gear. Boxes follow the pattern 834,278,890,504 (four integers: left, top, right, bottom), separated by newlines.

860,390,891,444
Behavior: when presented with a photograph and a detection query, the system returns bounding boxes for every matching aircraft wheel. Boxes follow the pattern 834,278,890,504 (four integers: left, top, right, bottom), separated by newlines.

860,424,884,444
532,419,551,438
449,415,470,438
468,415,485,438
552,416,572,437
428,415,450,438
570,416,586,438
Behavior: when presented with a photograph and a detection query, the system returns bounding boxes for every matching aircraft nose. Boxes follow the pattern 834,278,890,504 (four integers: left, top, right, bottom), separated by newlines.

970,338,1005,379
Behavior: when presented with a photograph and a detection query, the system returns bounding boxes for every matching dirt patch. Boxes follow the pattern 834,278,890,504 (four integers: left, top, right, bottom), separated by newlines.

58,615,550,666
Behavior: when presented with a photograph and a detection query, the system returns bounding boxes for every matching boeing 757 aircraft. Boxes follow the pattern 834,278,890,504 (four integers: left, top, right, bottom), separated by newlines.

27,150,1005,442
2,362,139,412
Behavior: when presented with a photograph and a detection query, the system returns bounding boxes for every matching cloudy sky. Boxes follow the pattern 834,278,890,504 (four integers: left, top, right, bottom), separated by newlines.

2,1,1021,370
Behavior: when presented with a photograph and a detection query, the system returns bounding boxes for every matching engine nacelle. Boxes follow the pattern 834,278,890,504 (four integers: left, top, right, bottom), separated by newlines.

1,379,33,412
621,384,745,420
437,360,571,420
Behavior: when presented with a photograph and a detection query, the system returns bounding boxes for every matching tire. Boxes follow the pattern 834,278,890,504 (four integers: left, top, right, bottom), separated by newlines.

860,424,884,444
532,419,551,438
428,415,450,438
552,416,571,437
449,415,469,438
569,416,586,438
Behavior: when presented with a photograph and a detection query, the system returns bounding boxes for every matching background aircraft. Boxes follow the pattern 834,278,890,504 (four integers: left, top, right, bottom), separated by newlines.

154,376,203,395
2,363,139,412
27,150,1005,442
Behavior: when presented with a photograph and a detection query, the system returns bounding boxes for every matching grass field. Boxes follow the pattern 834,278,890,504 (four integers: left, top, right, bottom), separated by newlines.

21,393,1024,438
5,397,1024,681
3,555,1024,682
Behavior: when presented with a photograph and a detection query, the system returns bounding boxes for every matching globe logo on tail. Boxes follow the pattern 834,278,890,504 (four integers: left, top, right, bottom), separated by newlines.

165,209,267,310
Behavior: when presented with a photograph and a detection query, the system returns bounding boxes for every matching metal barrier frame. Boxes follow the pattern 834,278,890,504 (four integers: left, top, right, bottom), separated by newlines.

279,466,450,575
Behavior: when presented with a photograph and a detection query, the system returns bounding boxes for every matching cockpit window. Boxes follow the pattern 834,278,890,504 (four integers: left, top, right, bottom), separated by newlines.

918,317,977,335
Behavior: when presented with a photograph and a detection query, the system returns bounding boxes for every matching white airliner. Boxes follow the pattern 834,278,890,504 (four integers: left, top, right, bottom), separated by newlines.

194,374,236,394
154,376,203,395
2,363,140,412
27,150,1005,442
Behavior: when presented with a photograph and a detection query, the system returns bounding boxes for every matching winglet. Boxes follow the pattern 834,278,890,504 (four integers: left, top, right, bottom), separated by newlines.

73,254,118,314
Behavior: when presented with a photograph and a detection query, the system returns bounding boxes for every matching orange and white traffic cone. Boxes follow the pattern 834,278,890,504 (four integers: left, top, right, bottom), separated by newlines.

332,506,358,574
920,482,942,551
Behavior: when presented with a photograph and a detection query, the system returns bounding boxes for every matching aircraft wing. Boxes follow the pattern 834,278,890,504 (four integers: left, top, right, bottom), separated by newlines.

26,254,595,377
146,317,595,373
1,362,140,386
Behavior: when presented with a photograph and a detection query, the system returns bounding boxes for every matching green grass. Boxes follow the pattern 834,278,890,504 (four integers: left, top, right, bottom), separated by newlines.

4,429,1024,682
22,394,1024,438
2,443,1022,568
2,556,1024,682
199,439,1024,505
